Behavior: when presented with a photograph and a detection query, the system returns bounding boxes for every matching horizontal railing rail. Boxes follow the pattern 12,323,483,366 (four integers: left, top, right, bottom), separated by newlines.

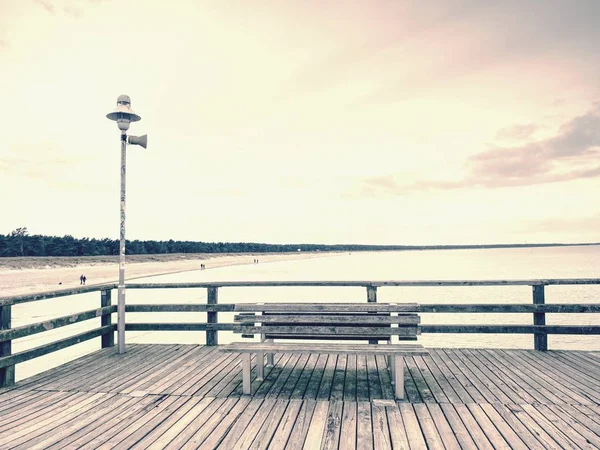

1,278,598,388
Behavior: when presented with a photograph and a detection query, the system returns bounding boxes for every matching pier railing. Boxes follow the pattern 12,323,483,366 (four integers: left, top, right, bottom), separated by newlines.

1,278,599,387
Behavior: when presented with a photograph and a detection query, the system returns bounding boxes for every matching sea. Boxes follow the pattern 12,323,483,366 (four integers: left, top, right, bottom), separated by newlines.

11,245,600,381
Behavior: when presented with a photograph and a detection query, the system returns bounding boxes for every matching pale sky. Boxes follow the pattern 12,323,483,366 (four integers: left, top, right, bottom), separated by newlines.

1,0,599,245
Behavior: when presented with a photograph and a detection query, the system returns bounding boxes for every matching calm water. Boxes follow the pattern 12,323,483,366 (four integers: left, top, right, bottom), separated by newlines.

12,245,600,381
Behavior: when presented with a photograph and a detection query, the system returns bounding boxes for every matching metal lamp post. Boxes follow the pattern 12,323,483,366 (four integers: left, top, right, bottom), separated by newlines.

106,95,147,354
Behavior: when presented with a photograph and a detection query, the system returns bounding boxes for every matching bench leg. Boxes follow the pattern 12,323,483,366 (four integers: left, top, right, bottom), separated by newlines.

266,339,274,366
389,355,396,384
242,353,252,395
256,351,264,381
394,356,404,400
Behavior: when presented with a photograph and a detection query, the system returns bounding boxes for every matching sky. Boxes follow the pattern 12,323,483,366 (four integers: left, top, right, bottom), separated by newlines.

1,0,599,246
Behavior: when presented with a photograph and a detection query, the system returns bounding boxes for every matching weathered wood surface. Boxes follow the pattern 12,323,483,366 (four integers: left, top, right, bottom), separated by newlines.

220,342,428,355
234,314,421,324
0,344,598,449
0,305,117,342
234,303,420,312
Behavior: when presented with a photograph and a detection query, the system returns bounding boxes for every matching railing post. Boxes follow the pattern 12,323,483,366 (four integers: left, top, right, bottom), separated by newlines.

533,284,547,351
101,289,114,348
207,287,218,346
0,303,15,387
367,285,378,344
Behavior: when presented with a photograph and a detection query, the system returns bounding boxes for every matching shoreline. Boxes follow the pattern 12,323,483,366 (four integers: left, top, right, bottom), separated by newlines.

0,252,339,298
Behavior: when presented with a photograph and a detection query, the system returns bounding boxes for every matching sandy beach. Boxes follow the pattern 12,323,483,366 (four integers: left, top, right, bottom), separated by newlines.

0,252,332,298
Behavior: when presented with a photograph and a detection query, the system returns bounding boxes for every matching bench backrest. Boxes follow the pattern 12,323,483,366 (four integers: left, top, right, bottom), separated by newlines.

233,303,421,342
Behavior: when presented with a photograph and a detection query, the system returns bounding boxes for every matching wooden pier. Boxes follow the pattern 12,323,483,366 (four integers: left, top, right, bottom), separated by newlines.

1,344,599,449
1,279,599,448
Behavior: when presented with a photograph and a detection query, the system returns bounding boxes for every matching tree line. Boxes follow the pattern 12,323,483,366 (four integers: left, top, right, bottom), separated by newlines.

1,227,597,258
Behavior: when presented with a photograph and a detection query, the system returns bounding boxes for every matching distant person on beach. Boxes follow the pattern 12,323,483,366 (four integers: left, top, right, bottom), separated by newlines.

82,275,87,285
80,274,84,285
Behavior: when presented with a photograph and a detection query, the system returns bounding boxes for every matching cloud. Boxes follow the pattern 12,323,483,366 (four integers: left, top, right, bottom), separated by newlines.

34,0,55,14
356,104,600,195
495,124,538,141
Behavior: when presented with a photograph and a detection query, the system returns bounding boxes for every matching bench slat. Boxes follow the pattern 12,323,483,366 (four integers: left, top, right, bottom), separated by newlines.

220,342,429,356
233,303,420,313
262,334,418,341
234,314,420,325
233,325,420,337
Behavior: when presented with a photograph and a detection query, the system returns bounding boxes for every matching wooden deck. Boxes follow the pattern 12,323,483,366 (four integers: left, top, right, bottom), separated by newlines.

0,345,599,449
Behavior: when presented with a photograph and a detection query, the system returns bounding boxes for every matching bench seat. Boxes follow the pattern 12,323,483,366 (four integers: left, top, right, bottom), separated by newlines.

220,302,428,399
220,342,428,399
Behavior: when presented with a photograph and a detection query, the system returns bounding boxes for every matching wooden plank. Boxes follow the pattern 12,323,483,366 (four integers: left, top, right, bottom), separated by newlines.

304,355,328,400
291,354,320,399
553,404,600,442
398,403,427,449
0,392,113,448
47,396,156,449
235,303,420,312
0,391,75,431
422,324,600,334
0,305,116,342
277,353,310,399
264,353,302,398
452,404,494,449
321,400,344,450
125,323,232,331
195,397,253,449
533,403,600,449
477,403,529,450
372,403,392,449
317,354,338,400
356,355,370,401
385,404,410,449
413,355,450,403
330,354,347,401
456,349,519,404
425,404,461,450
72,397,190,449
476,349,551,404
442,349,498,404
158,398,228,449
421,351,463,404
302,400,329,449
235,325,419,337
339,402,357,450
404,356,435,403
127,304,235,312
175,398,242,449
284,399,318,450
220,342,427,355
520,403,585,449
375,355,394,400
356,401,374,450
413,403,445,450
465,404,510,449
228,398,279,450
0,303,13,388
266,400,303,450
438,403,479,450
366,355,382,401
234,314,421,324
22,395,134,450
343,354,357,401
128,396,207,449
421,303,600,313
0,325,116,369
207,398,267,449
489,403,547,449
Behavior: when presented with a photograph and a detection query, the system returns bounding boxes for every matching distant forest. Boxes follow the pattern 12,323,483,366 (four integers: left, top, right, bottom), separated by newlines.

1,228,598,258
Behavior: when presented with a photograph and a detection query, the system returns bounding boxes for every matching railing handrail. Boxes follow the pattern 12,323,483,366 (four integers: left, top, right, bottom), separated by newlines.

3,278,600,306
2,278,599,387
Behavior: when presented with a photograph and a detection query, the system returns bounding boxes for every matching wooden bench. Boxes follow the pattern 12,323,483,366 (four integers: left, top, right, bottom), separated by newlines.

219,303,429,399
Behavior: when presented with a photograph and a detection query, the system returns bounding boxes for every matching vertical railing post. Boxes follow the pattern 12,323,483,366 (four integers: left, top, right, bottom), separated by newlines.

367,285,378,344
533,284,547,351
0,303,15,387
101,289,114,348
207,287,218,346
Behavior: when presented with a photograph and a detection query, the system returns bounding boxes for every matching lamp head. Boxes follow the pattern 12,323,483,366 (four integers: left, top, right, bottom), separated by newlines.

106,94,141,131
